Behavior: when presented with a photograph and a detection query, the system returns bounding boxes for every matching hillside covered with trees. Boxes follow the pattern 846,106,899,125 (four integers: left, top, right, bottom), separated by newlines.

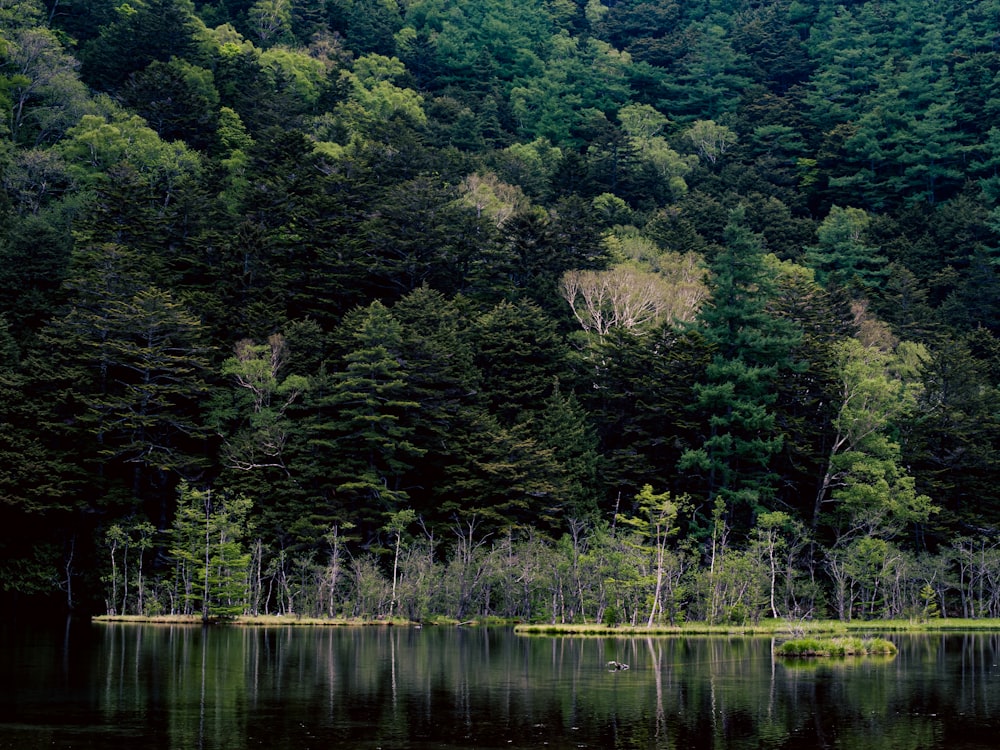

3,0,1000,624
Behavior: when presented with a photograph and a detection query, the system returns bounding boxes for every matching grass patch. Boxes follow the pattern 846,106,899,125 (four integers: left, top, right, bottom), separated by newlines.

93,614,423,627
94,614,206,625
839,618,1000,632
514,617,1000,637
514,620,845,637
775,636,897,657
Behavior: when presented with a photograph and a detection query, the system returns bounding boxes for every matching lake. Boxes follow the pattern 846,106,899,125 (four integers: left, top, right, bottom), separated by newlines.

2,620,1000,749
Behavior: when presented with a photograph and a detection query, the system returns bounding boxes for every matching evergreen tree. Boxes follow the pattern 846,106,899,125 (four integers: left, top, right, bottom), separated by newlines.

910,335,1000,533
764,256,856,519
532,382,600,529
170,481,252,620
473,299,568,424
0,212,73,342
80,0,203,91
0,316,90,608
391,287,483,527
576,323,709,504
360,176,491,301
658,22,753,121
36,243,211,518
679,209,802,532
307,301,425,538
805,205,888,289
436,410,560,536
119,58,221,150
345,0,401,57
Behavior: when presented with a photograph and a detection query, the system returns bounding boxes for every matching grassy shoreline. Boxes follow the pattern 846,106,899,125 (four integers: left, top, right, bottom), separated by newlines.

91,614,1000,633
513,618,1000,636
92,614,431,627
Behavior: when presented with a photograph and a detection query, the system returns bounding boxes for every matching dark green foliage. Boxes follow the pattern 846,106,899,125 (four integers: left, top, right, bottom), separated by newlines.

911,334,1000,532
473,299,568,424
0,316,87,517
200,128,361,335
5,0,1000,619
679,210,803,529
80,0,203,91
435,409,561,535
20,240,213,556
594,0,682,67
532,383,601,528
344,0,401,57
577,324,709,505
766,258,857,520
656,22,753,121
730,1,814,95
486,195,609,312
119,59,220,150
390,287,482,526
211,43,279,134
306,301,425,538
360,176,492,301
0,212,72,340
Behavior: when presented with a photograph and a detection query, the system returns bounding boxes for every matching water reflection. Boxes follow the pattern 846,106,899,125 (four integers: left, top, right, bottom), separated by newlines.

3,623,1000,749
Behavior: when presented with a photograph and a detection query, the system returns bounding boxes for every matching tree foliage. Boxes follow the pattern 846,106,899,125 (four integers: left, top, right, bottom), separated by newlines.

3,0,1000,623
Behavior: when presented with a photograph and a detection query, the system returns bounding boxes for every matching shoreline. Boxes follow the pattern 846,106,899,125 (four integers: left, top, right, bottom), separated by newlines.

90,614,1000,633
92,614,426,627
514,618,1000,635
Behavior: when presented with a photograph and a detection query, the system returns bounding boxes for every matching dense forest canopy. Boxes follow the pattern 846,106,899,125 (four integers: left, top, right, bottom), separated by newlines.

2,0,1000,624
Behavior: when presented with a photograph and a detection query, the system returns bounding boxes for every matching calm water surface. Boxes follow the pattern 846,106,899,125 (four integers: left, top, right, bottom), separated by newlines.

3,620,1000,749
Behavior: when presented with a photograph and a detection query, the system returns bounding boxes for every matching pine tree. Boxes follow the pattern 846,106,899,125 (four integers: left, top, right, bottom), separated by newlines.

170,482,251,620
764,256,856,519
391,287,483,526
532,381,600,530
80,0,202,91
360,176,490,301
35,243,211,516
473,299,568,424
805,205,888,289
577,323,708,504
679,209,802,532
436,410,560,535
307,301,424,537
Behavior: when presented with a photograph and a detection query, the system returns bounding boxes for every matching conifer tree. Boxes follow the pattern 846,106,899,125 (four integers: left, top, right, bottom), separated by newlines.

473,299,568,424
805,205,887,288
391,287,483,526
679,209,802,532
35,243,211,513
307,301,424,536
532,382,600,529
436,410,560,535
80,0,202,91
170,482,251,620
577,323,708,503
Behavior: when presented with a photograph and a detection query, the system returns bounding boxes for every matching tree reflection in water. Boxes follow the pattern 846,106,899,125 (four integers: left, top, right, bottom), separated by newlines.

3,623,1000,749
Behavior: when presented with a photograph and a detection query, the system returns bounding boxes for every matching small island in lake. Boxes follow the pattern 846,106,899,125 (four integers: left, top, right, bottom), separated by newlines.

775,636,898,658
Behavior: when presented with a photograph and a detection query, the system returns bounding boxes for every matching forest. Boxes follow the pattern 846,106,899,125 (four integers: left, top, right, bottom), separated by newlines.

2,0,1000,625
